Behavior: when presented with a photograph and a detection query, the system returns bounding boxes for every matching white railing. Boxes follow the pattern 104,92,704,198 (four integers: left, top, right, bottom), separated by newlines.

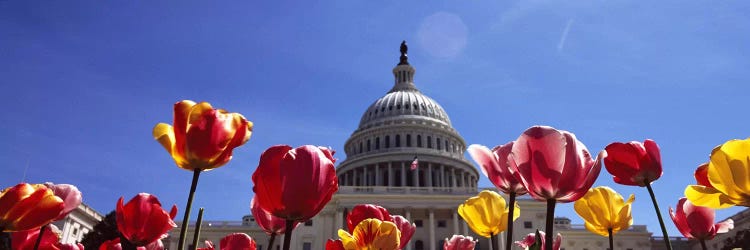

175,221,254,228
337,185,477,195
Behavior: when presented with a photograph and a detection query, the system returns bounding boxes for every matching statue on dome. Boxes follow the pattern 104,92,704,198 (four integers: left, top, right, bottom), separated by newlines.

399,40,409,65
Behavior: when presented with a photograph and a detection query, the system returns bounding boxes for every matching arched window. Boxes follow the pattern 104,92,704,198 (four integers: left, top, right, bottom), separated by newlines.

406,134,412,147
376,137,380,150
385,136,390,148
395,135,401,147
417,135,423,147
427,136,432,148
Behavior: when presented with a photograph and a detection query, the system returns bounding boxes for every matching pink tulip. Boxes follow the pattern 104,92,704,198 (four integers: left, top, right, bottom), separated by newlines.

467,143,527,195
670,197,733,240
44,183,83,221
251,197,298,235
515,231,562,250
443,235,476,250
391,215,415,250
197,240,214,250
220,233,256,250
99,238,164,250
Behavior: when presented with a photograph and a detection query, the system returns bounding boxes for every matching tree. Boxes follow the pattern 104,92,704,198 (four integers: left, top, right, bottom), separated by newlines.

80,211,120,250
721,229,750,250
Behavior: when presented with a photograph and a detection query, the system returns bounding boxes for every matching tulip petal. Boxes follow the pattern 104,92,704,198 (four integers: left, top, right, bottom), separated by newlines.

715,219,734,234
172,100,196,158
694,163,713,188
220,233,256,250
347,204,393,233
252,145,293,216
685,185,736,209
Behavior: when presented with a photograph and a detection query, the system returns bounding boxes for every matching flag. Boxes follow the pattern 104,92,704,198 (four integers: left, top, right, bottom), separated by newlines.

410,156,418,170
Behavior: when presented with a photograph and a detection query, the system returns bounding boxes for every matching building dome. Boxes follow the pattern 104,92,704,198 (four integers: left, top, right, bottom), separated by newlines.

336,41,478,192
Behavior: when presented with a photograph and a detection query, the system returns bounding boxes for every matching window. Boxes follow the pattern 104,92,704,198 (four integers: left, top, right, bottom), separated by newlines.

395,135,401,147
417,135,422,147
304,220,313,226
445,141,449,151
414,220,423,227
406,134,412,147
437,220,446,228
302,242,312,250
367,140,371,151
427,136,432,148
359,142,362,153
376,137,380,149
385,136,390,148
524,221,532,229
415,240,424,250
437,138,441,150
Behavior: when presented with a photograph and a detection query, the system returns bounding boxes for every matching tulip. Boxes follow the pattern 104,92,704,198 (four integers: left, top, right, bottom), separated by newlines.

0,183,64,232
515,230,562,250
686,138,750,208
670,197,733,250
457,190,519,249
99,238,163,250
338,219,400,250
443,235,476,250
325,239,345,250
693,163,712,188
603,139,674,249
11,224,59,250
603,139,663,186
43,183,82,221
153,100,253,250
390,215,415,250
219,233,256,250
116,193,177,247
250,197,298,249
252,145,338,250
574,186,634,250
510,126,601,250
197,240,214,250
468,142,527,250
346,204,392,233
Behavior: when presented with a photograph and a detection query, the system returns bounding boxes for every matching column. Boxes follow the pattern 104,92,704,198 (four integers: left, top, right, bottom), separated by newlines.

401,162,406,187
375,164,381,186
429,209,436,250
452,211,459,234
440,165,446,187
452,168,457,188
363,166,369,186
427,162,433,188
388,162,393,187
413,164,419,187
405,209,412,250
335,209,343,235
462,217,469,235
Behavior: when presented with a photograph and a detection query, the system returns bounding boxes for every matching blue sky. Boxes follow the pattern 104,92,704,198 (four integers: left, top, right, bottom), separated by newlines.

1,0,749,239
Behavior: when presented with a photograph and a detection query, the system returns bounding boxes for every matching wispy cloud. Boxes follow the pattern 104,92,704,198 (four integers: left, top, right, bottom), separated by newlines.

557,19,574,52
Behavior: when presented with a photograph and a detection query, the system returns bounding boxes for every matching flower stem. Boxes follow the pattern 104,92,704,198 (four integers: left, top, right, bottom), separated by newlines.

177,169,202,250
268,233,277,250
505,192,516,250
490,233,498,250
645,181,672,250
0,231,10,250
545,199,556,250
700,239,707,250
120,235,137,250
608,228,613,250
283,220,294,250
190,208,205,250
33,225,46,250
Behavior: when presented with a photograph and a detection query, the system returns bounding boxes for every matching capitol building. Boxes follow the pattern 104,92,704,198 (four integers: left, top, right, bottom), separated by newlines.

164,42,661,250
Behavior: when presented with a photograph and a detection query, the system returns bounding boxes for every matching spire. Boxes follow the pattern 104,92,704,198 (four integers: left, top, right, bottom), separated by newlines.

398,40,409,65
389,40,418,93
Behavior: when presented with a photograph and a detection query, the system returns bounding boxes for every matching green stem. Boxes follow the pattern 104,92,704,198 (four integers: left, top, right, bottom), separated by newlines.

545,199,556,250
490,233,498,250
645,181,673,250
268,233,277,250
177,169,202,250
699,239,707,250
33,225,46,250
608,228,613,250
282,220,294,250
190,208,205,250
505,192,516,250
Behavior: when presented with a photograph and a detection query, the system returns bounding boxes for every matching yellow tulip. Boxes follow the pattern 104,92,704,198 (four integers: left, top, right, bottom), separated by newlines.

338,218,401,250
686,138,750,208
574,186,634,237
457,190,520,238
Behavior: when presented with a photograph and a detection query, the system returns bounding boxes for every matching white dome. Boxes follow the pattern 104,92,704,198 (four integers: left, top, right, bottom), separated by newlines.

358,89,451,128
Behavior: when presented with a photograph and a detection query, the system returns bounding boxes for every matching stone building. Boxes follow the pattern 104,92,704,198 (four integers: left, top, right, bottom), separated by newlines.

52,203,103,244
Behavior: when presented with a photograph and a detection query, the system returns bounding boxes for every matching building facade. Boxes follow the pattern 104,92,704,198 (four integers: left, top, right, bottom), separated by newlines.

52,203,103,244
167,42,656,250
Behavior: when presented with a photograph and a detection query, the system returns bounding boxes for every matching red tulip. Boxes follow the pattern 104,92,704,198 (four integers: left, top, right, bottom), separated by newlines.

250,197,298,235
99,238,164,250
325,239,345,250
467,143,527,195
252,145,338,222
603,139,663,186
694,163,713,188
510,126,602,203
0,183,64,232
197,241,214,250
116,193,177,246
390,215,415,250
44,183,83,221
443,235,476,250
11,224,60,250
153,100,253,171
669,197,733,240
515,231,562,250
346,204,392,232
220,233,256,250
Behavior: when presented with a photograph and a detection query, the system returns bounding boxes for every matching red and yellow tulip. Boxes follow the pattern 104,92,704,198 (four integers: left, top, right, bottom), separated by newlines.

686,138,750,208
338,219,400,250
0,183,64,232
